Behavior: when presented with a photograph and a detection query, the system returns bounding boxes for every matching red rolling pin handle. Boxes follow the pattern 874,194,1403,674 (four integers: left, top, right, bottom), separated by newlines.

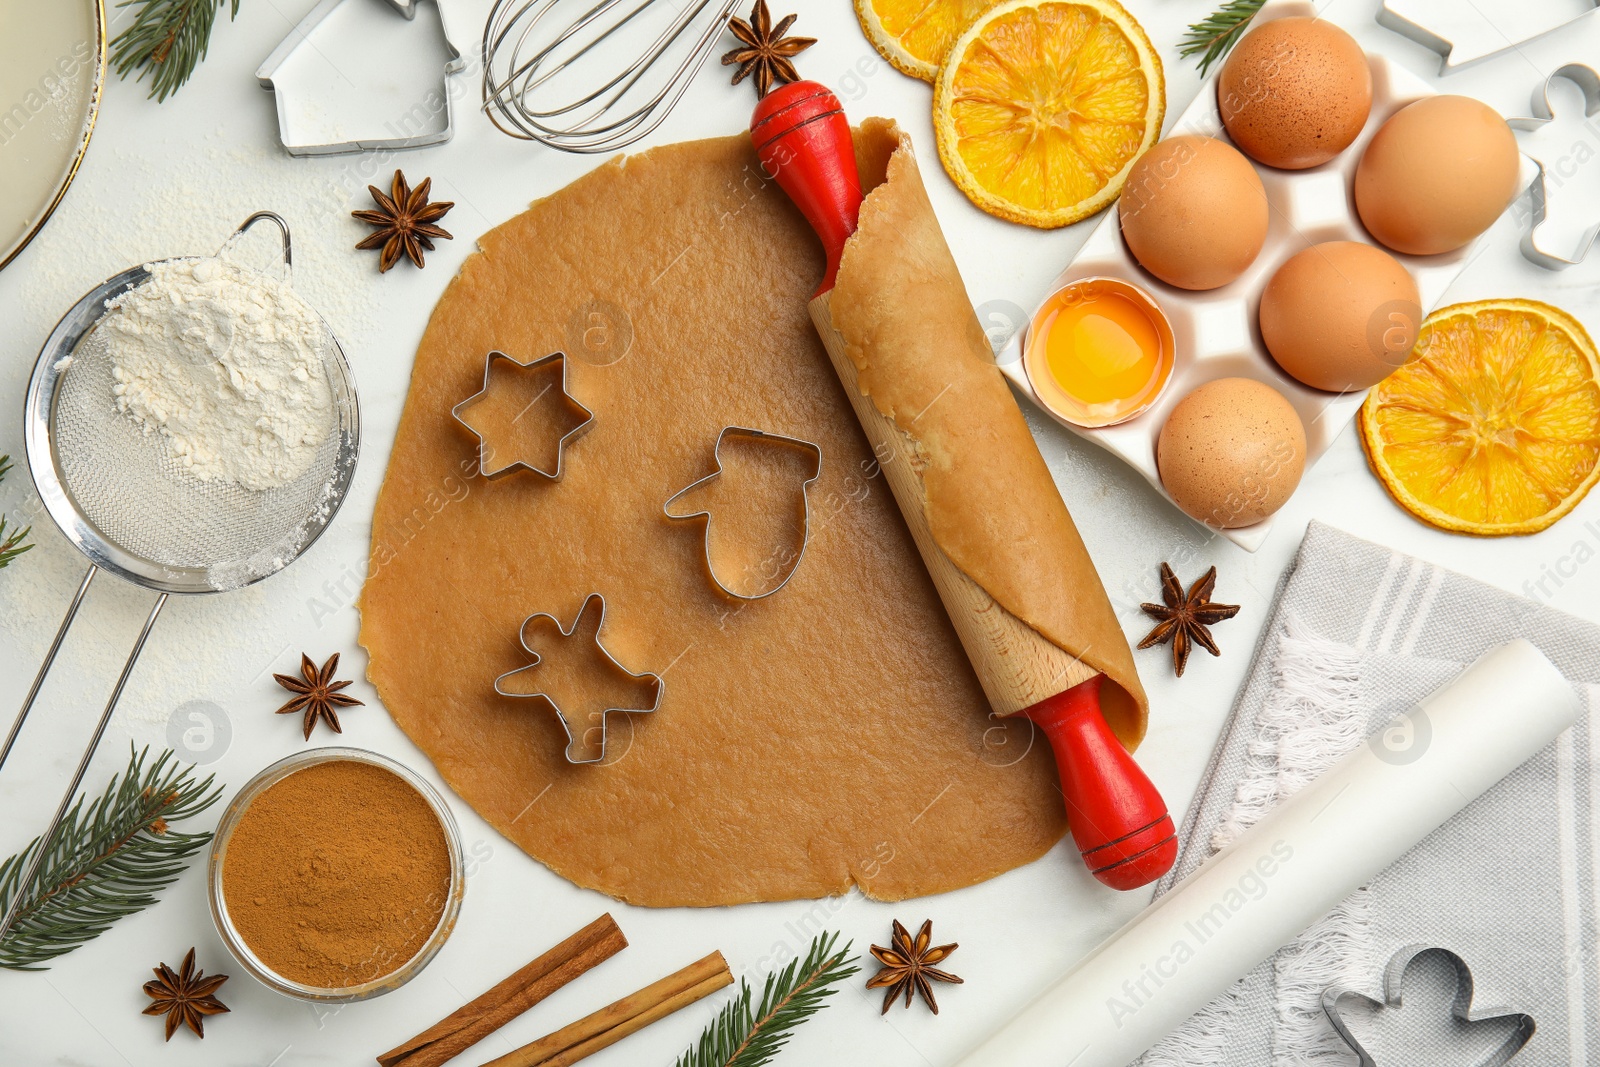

1024,676,1177,890
750,81,1175,890
751,81,864,297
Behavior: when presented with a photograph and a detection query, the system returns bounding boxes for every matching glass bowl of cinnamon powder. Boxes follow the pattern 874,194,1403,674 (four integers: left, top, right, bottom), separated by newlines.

208,747,464,1001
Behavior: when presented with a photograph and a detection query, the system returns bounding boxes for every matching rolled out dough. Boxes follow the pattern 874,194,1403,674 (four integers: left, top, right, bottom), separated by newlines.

361,130,1076,906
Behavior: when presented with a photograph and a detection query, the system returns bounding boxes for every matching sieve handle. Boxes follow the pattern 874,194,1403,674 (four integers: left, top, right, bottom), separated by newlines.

231,211,292,269
0,590,167,945
0,566,97,774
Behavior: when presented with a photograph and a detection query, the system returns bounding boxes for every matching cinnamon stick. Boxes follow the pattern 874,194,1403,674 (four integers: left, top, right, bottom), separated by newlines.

378,914,627,1067
478,951,733,1067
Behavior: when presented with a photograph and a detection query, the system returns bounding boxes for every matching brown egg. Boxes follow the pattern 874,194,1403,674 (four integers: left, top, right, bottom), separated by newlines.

1259,242,1420,392
1157,379,1306,528
1355,96,1521,255
1120,136,1269,290
1218,17,1372,170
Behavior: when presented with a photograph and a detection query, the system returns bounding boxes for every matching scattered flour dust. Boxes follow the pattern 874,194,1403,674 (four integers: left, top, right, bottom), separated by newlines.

101,256,335,491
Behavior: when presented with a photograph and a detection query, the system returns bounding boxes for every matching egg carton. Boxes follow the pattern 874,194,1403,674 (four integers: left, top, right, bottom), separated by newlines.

996,0,1529,552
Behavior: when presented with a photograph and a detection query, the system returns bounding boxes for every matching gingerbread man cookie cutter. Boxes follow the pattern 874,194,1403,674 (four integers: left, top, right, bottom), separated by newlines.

494,594,663,765
452,351,594,480
1321,945,1536,1067
662,426,822,601
1510,63,1600,269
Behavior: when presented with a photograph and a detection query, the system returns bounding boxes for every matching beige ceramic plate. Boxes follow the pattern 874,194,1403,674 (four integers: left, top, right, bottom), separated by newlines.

0,0,106,272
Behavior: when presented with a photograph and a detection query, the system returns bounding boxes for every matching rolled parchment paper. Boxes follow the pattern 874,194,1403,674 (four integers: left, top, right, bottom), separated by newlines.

954,640,1580,1067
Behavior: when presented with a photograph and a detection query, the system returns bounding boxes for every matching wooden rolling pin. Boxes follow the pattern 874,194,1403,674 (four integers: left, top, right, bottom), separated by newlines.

750,82,1176,890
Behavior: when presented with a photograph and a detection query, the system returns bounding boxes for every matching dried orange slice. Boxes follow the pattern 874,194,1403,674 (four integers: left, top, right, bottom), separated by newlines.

855,0,1002,81
932,0,1164,228
1360,299,1600,536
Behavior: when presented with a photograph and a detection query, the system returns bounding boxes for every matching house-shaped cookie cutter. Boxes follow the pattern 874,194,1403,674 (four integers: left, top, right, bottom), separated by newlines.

1510,63,1600,269
257,0,470,155
1378,0,1599,72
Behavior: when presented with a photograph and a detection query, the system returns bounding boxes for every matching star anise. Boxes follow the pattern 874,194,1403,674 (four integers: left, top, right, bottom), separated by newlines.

142,948,229,1040
352,170,454,272
721,0,815,98
866,919,963,1014
273,652,364,740
1138,563,1241,677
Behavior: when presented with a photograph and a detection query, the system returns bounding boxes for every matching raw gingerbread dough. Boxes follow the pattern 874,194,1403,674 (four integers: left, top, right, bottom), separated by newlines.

832,122,1147,745
362,128,1122,906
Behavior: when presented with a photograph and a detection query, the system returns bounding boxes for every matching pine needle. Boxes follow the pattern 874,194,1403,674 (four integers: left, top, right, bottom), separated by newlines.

1181,0,1267,74
0,746,222,970
0,455,31,571
110,0,242,102
675,932,859,1067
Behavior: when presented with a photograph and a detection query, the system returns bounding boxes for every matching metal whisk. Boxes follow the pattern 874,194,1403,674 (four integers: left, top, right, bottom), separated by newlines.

482,0,739,154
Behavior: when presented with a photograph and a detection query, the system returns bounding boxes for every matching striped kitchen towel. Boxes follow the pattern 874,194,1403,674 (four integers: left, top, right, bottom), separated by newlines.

1138,520,1600,1067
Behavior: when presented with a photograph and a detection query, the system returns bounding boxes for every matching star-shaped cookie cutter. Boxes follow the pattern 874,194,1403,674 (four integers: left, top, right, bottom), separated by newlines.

494,594,663,765
662,426,822,601
1510,63,1600,269
452,350,594,480
1321,945,1536,1067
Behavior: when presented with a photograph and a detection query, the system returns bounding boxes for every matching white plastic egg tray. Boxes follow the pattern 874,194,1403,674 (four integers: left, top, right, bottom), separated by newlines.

996,0,1532,552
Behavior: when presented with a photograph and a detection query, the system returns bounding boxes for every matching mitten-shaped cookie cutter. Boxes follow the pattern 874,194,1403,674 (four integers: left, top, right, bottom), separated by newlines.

663,426,822,601
1511,64,1600,269
1321,945,1536,1067
452,350,594,479
494,594,663,764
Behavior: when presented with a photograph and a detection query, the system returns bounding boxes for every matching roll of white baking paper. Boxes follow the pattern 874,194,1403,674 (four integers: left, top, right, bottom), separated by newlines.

956,640,1580,1067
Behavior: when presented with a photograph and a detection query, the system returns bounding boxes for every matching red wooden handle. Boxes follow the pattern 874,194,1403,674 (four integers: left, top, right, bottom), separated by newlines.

1025,675,1177,890
751,84,1176,891
751,81,863,297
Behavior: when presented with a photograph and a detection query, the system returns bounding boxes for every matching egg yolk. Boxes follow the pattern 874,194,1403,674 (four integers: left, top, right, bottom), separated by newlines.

1025,283,1171,426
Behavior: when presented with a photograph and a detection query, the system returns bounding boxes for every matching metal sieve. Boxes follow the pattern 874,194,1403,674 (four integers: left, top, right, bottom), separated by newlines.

0,212,360,943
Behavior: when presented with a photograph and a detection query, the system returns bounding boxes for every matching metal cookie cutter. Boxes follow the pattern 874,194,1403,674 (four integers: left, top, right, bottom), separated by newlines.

453,351,594,480
1511,64,1600,269
663,426,822,601
494,594,663,765
257,0,470,155
1378,0,1600,72
1322,945,1536,1067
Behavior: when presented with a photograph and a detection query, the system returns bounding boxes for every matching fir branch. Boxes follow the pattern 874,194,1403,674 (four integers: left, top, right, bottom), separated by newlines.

1181,0,1266,74
0,455,31,570
0,746,223,970
110,0,242,102
675,932,859,1067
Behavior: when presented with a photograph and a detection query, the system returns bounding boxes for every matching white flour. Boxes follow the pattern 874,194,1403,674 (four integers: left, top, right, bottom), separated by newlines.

102,256,335,490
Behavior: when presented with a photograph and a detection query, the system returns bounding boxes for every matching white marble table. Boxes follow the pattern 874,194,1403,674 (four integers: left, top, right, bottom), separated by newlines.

3,1,1599,1064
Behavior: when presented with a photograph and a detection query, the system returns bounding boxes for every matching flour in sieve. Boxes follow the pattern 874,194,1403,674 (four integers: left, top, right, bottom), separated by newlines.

102,256,334,491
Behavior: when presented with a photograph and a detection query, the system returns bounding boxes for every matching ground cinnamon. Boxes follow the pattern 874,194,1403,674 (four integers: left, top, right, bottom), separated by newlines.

221,758,452,989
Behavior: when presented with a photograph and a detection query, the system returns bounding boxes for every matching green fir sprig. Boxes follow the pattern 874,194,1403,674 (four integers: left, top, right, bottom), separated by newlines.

675,932,859,1067
1181,0,1267,74
0,747,223,970
0,455,31,570
110,0,242,102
